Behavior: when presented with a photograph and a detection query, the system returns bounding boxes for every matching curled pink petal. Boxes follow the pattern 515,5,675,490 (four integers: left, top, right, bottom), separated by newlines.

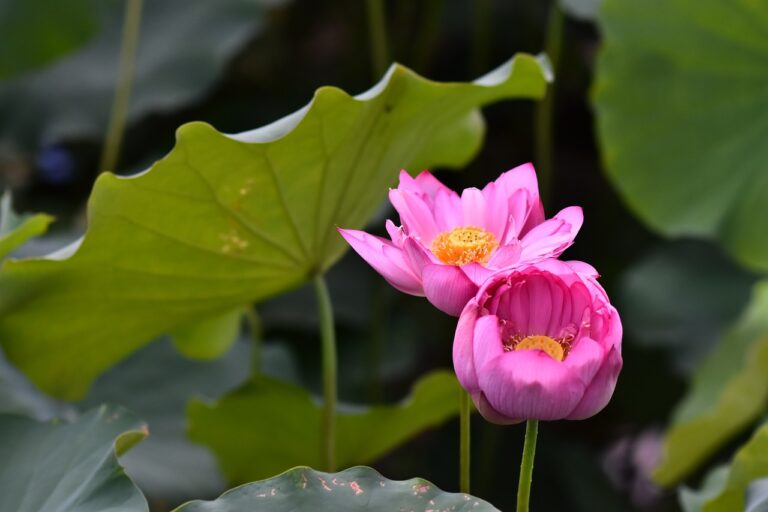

388,189,440,242
519,206,583,262
422,264,478,316
338,228,423,296
567,345,623,420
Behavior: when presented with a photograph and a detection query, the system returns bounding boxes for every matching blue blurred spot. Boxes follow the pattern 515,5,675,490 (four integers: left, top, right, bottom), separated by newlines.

36,145,76,185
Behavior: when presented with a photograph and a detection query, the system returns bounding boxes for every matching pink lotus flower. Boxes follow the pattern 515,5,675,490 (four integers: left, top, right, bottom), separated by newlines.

338,163,583,316
453,259,622,423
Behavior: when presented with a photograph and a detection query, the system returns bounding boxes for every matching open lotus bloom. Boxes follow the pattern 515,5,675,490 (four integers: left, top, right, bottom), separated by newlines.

453,259,622,423
338,163,583,316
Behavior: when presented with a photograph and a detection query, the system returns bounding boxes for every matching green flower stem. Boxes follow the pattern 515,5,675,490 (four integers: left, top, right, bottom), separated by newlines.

459,387,472,493
313,274,337,471
366,0,390,79
516,419,539,512
244,308,262,373
99,0,144,173
534,0,564,207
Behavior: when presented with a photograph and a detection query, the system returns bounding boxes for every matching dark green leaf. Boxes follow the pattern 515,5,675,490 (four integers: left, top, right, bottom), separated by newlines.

654,281,768,485
594,0,768,270
173,466,499,511
0,405,148,512
188,371,462,483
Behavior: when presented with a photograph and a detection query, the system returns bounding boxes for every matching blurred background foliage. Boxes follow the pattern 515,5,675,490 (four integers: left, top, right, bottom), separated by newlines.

0,0,766,511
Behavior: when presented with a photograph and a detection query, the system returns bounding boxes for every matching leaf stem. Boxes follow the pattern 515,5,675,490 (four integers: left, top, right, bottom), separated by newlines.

459,387,471,493
313,274,337,471
534,0,564,207
516,419,539,512
99,0,144,173
366,0,390,79
244,308,262,374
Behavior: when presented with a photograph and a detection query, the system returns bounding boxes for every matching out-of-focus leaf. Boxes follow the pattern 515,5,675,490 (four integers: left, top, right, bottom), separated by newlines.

187,371,462,483
560,0,601,20
654,281,768,485
0,192,54,259
174,466,498,512
80,338,283,501
0,405,148,512
679,466,729,512
0,55,550,400
0,0,98,79
620,241,755,373
746,478,768,512
171,307,244,360
681,423,768,511
593,0,768,271
0,350,71,420
0,0,287,148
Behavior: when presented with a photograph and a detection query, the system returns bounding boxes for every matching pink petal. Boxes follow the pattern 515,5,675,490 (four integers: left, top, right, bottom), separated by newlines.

402,236,434,275
567,345,622,420
477,349,587,421
460,262,496,286
433,188,462,231
519,206,583,262
490,162,540,200
479,181,509,239
563,336,605,388
453,301,482,392
474,392,523,425
385,219,405,247
338,228,423,295
461,187,487,227
396,170,452,205
388,189,440,243
487,243,522,269
422,263,478,316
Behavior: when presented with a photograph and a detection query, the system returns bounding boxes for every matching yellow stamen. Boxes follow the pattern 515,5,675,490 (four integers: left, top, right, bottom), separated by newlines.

514,335,565,361
431,226,498,266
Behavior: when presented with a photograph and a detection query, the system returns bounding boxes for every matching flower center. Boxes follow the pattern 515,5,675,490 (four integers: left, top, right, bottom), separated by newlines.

430,226,498,266
506,334,570,361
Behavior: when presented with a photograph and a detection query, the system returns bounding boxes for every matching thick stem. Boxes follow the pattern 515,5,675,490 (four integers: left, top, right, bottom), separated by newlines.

459,387,472,493
366,0,390,79
516,420,539,512
99,0,144,173
313,275,337,471
534,1,564,208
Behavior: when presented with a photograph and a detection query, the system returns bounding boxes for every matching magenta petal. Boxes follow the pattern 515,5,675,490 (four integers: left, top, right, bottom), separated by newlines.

461,262,495,286
491,162,540,199
477,350,587,421
567,345,623,420
402,236,434,275
487,243,522,268
453,301,481,392
519,206,583,262
433,188,463,231
474,392,523,425
385,219,405,247
461,187,487,228
389,189,440,242
338,228,423,295
422,264,478,316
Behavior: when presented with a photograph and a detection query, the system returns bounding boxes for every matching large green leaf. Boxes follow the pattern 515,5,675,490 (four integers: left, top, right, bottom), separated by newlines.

0,405,148,512
620,241,755,373
593,0,768,270
174,466,499,512
0,0,287,148
682,423,768,512
0,0,98,79
654,281,768,485
188,371,462,483
0,55,550,399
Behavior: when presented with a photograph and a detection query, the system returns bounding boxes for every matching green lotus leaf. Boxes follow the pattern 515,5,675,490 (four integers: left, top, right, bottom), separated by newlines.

0,0,287,148
654,281,768,485
0,405,148,512
173,466,499,512
0,192,54,260
0,54,550,400
187,371,462,483
682,423,768,512
593,0,768,271
0,0,98,79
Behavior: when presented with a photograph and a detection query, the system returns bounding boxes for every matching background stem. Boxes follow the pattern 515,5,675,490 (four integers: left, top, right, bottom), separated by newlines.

516,419,539,512
534,0,564,208
459,387,471,493
313,274,337,471
366,0,390,79
99,0,144,173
